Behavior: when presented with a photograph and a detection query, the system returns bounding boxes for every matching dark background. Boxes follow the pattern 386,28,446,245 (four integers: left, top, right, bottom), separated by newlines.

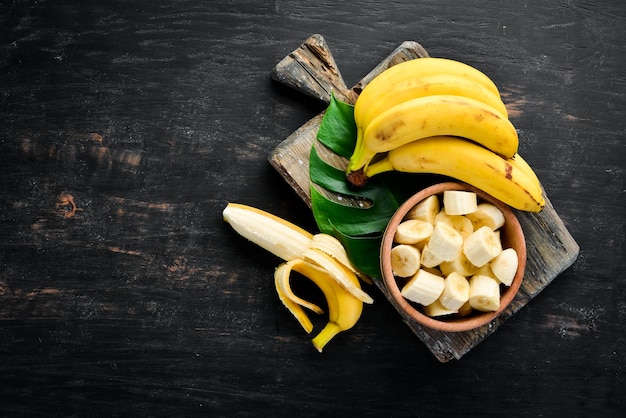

1,0,624,416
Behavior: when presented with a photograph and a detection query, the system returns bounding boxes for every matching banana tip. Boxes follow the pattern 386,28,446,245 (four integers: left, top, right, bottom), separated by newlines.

311,322,341,353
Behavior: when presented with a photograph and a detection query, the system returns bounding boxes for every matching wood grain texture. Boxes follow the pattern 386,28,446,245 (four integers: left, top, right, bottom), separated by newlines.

1,0,624,416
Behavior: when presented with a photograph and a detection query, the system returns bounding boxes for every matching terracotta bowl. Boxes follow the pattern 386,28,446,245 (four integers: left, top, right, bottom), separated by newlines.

380,182,526,332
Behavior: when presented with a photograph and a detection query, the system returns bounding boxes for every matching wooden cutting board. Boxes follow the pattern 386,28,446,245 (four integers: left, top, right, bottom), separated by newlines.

268,34,580,362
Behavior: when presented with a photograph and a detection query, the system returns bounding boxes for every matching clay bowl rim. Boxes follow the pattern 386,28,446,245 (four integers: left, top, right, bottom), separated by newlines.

380,181,527,333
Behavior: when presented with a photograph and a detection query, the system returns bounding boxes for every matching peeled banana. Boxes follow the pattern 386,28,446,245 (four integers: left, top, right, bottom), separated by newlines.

223,203,373,352
274,258,363,352
222,202,313,261
364,136,545,212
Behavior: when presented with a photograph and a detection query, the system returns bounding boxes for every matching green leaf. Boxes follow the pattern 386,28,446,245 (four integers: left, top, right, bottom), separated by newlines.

316,94,357,159
310,146,398,236
309,94,441,279
310,187,382,278
308,95,398,279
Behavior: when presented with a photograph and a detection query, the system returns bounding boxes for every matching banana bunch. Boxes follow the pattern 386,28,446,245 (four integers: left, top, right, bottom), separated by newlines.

389,190,519,316
223,203,373,352
345,57,545,213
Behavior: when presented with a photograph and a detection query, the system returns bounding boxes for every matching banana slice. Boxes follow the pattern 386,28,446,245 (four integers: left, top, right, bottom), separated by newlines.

435,210,474,240
465,202,505,230
463,226,502,267
457,300,474,317
469,274,501,312
473,263,497,280
394,219,434,245
390,244,421,278
439,272,471,311
401,269,445,306
427,221,463,262
423,299,457,317
420,243,443,268
422,266,444,277
440,250,477,277
443,190,478,215
406,194,440,225
489,247,519,286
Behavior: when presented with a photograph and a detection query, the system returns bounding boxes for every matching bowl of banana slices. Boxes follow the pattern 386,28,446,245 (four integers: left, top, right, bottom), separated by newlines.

380,182,526,332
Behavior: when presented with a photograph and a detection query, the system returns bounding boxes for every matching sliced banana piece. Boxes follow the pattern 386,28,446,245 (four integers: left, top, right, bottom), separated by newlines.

439,272,471,311
394,219,434,245
435,210,474,240
422,266,444,277
427,221,463,261
457,300,474,317
420,243,444,268
469,274,501,312
390,244,421,278
489,247,519,286
473,263,498,280
465,202,505,230
443,190,477,215
423,299,458,317
405,194,440,225
440,250,478,277
463,226,502,267
401,269,445,306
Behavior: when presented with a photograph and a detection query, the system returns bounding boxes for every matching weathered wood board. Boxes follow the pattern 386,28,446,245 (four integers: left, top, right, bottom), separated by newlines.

268,35,580,362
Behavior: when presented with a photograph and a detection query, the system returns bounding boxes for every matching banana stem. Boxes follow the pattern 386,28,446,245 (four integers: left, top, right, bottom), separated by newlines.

346,137,378,177
311,322,342,352
363,157,395,178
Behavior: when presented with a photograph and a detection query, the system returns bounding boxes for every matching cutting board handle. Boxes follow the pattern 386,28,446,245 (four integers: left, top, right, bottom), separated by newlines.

271,34,430,105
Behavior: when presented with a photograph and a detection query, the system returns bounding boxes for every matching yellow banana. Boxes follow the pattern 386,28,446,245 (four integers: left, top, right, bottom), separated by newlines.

356,72,508,133
510,152,542,186
354,58,502,127
301,245,373,304
364,136,545,212
223,203,373,351
346,95,519,186
274,258,364,353
349,58,505,179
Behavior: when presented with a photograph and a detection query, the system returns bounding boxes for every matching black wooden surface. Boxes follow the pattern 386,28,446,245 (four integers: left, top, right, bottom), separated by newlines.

1,1,624,416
